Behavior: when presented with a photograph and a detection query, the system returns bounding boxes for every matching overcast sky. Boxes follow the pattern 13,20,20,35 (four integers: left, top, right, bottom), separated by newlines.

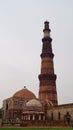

0,0,73,108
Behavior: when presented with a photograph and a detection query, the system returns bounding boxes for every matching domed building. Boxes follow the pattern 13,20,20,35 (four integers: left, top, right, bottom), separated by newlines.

2,87,36,120
22,99,45,121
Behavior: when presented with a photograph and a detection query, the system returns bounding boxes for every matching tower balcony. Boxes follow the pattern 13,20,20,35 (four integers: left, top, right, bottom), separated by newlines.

38,74,57,81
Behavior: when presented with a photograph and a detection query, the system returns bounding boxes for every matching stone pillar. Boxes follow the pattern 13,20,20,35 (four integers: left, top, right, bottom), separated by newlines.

39,115,41,120
24,115,25,120
32,115,35,120
43,115,45,120
21,115,23,120
28,115,30,120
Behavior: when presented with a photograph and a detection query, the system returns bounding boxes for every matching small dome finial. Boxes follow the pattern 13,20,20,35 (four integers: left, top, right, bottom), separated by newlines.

24,86,26,89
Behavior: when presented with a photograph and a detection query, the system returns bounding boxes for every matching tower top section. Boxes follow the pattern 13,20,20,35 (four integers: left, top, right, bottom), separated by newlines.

43,21,51,32
42,21,51,41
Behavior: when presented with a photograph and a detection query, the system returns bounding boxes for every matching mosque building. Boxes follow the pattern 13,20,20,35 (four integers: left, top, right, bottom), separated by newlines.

2,21,73,126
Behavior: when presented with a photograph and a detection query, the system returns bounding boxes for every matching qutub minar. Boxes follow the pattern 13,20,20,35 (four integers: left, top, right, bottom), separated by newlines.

2,21,73,126
38,21,58,105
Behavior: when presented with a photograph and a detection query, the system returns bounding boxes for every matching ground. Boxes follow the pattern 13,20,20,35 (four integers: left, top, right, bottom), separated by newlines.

0,127,73,130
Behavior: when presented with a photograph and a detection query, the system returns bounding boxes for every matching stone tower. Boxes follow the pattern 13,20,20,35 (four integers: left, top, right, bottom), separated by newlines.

38,21,58,106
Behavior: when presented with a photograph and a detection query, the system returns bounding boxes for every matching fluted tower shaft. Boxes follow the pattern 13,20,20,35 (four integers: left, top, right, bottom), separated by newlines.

38,21,58,106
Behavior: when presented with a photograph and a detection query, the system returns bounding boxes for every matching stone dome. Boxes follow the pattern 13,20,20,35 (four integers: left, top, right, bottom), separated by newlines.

13,87,36,99
26,99,42,107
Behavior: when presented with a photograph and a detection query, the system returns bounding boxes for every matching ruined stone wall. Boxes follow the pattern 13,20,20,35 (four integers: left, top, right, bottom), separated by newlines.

47,104,73,122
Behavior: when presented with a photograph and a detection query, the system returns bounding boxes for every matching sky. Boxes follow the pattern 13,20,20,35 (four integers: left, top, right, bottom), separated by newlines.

0,0,73,108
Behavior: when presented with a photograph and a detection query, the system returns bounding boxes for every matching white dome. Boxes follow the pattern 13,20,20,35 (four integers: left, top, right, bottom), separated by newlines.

26,99,42,107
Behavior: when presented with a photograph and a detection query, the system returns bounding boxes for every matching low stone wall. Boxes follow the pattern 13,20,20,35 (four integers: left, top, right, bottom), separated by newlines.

47,104,73,123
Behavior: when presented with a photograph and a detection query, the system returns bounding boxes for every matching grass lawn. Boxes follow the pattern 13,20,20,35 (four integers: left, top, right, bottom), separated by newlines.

0,128,73,130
